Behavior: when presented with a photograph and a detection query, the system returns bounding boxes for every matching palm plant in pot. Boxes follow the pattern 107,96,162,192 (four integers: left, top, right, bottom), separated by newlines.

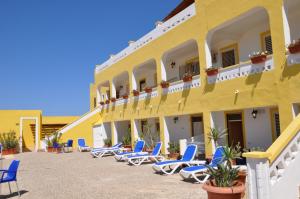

139,123,159,153
168,141,180,160
207,127,227,153
202,144,245,199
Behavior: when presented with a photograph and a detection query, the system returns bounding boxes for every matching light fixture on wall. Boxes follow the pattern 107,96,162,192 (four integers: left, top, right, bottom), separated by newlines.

171,61,176,69
173,117,179,124
252,109,258,119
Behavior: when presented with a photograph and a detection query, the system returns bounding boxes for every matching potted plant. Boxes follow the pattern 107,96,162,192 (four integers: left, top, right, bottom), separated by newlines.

132,89,140,97
100,101,105,106
168,141,180,160
160,80,170,88
110,97,116,103
122,128,132,149
249,51,268,64
104,138,112,147
207,127,227,154
202,145,245,199
122,94,129,99
46,131,62,153
288,39,300,54
144,87,152,93
105,99,110,104
182,73,193,82
206,67,219,76
139,123,159,153
0,131,19,155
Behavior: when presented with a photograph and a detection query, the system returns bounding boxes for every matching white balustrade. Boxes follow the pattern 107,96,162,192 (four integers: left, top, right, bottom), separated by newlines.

115,98,130,106
95,3,196,74
133,88,158,101
287,52,300,66
162,75,200,94
207,56,274,84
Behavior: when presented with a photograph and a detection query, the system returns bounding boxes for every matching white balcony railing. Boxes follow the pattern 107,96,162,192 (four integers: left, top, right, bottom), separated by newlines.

95,3,196,74
162,75,200,94
115,97,130,106
133,87,158,101
207,55,274,84
287,52,300,66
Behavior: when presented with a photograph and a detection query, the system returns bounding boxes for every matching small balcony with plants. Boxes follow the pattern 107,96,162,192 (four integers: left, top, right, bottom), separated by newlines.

161,39,200,95
96,80,111,109
112,71,130,106
205,7,274,84
132,59,158,101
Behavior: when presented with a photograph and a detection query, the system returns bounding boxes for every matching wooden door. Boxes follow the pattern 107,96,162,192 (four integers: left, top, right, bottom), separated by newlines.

226,113,244,148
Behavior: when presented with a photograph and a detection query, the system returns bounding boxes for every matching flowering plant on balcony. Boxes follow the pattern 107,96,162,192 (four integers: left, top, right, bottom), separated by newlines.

110,97,116,103
249,51,268,64
288,39,300,54
182,73,193,82
144,86,152,93
205,66,219,76
122,94,129,99
160,80,170,88
100,101,105,106
105,99,110,104
132,89,140,96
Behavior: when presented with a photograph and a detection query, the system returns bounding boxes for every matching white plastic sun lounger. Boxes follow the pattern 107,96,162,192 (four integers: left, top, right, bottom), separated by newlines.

152,144,197,175
126,142,164,166
114,140,146,161
91,143,122,158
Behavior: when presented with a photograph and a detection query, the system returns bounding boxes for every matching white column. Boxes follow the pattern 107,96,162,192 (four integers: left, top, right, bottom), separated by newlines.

246,157,271,199
163,117,170,154
111,81,116,98
112,122,118,145
205,35,212,68
282,5,291,46
132,119,139,140
132,71,137,90
160,60,167,81
19,118,23,153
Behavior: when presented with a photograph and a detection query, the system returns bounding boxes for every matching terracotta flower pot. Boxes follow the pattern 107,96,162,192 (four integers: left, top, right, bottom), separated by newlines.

144,87,152,93
288,43,300,54
100,102,105,106
183,75,193,82
160,81,170,88
47,147,55,153
251,54,267,64
2,148,17,155
110,98,116,102
122,95,129,99
206,68,219,76
123,145,132,150
105,100,110,104
202,181,245,199
132,90,140,96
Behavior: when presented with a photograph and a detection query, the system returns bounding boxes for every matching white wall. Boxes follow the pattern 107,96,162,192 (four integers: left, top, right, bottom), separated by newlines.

288,3,300,41
211,23,270,67
244,108,273,150
165,115,191,142
165,50,198,82
103,122,111,139
115,121,130,143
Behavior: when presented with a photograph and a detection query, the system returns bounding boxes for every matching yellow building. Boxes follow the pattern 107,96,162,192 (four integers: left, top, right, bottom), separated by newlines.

56,0,300,159
0,110,79,151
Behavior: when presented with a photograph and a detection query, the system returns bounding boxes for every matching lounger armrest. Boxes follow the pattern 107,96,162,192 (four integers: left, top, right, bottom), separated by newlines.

189,160,206,165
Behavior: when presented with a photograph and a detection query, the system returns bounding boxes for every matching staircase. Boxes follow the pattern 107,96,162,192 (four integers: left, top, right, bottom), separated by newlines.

244,114,300,199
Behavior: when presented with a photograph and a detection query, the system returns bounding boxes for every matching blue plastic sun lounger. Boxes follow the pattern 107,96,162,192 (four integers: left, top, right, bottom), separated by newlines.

152,144,197,175
77,138,90,152
126,142,164,166
91,143,123,158
179,146,225,183
114,140,146,161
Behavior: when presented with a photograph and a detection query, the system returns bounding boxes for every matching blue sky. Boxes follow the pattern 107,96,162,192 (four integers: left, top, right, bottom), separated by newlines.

0,0,181,116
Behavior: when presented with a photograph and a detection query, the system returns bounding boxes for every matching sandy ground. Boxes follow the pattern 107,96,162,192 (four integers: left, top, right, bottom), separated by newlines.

0,152,208,199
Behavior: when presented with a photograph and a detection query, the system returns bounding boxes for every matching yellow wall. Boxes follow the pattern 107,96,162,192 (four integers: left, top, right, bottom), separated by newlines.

42,116,79,125
90,0,300,157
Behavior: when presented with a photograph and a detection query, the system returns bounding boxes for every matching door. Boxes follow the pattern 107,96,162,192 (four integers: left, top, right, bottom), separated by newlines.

191,116,205,153
93,125,107,148
226,113,244,148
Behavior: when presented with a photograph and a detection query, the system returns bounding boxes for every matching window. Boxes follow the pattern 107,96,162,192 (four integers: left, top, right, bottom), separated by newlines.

179,58,200,79
139,79,146,92
261,31,273,54
221,44,239,68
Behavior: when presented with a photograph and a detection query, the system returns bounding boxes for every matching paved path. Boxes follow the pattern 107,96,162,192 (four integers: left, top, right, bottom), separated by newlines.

0,152,207,199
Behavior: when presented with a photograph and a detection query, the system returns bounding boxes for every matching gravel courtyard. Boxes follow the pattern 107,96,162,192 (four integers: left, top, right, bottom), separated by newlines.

0,152,207,199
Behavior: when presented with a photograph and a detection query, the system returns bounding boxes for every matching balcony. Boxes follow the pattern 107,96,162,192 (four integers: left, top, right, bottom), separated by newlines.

207,56,274,84
163,75,200,94
287,52,300,66
95,3,196,74
134,87,158,101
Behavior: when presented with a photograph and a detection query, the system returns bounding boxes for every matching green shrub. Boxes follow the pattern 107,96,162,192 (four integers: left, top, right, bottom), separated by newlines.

104,138,112,147
46,131,62,147
0,131,19,150
168,141,180,154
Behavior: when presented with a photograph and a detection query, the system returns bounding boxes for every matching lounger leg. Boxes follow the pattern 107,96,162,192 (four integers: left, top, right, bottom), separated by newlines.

8,182,11,194
192,173,210,184
15,181,20,197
